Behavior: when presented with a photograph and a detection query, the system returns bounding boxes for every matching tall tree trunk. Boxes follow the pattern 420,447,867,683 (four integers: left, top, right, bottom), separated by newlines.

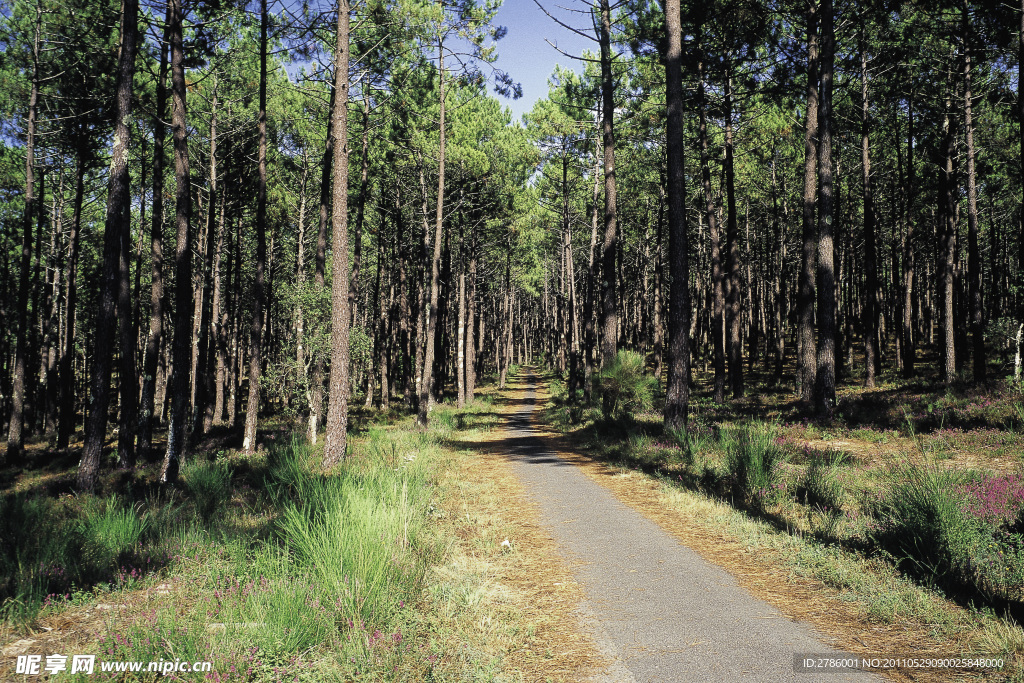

308,86,334,443
860,23,879,388
799,0,819,405
663,0,691,431
698,49,725,404
416,41,446,427
941,93,958,385
7,0,42,463
323,0,351,467
139,6,170,456
208,189,227,430
962,0,985,382
816,0,836,415
242,1,269,454
160,0,194,483
1019,0,1024,319
724,69,743,399
902,91,916,377
598,0,618,383
194,85,219,436
79,0,140,489
57,158,87,449
583,146,600,402
465,221,476,402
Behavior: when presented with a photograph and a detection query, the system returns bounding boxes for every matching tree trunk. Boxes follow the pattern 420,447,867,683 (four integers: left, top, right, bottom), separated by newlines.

322,0,351,467
160,0,194,483
7,0,42,463
308,86,334,443
698,49,725,404
465,221,477,402
242,0,269,454
724,70,743,399
416,42,447,427
139,6,171,455
583,146,600,402
962,0,985,382
598,0,618,383
941,94,958,385
816,0,836,416
663,0,691,432
860,23,879,388
902,91,916,377
79,0,140,489
799,1,819,406
194,85,219,437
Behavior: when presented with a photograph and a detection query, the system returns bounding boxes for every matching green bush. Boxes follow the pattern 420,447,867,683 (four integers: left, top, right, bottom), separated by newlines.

800,453,847,513
723,423,787,510
870,464,987,591
79,495,150,567
597,350,657,420
183,459,231,522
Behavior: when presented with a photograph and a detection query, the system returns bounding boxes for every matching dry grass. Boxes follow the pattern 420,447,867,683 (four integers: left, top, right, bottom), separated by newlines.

435,385,606,682
523,374,1019,683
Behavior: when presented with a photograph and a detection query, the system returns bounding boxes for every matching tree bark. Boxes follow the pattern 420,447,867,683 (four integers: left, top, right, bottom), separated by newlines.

57,158,87,450
724,70,743,399
323,0,351,467
598,0,618,383
416,41,447,427
7,0,42,463
860,23,879,388
79,0,140,489
941,92,958,385
308,86,334,443
138,6,171,456
160,0,194,483
962,0,985,382
816,0,836,416
698,49,725,404
663,0,691,432
902,91,916,377
799,0,819,406
242,0,269,454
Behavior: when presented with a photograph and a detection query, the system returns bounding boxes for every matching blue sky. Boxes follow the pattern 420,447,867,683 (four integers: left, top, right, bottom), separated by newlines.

490,0,595,123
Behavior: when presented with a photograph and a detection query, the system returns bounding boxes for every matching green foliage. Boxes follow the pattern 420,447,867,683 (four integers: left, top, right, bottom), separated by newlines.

722,423,788,511
597,350,657,420
798,452,848,514
869,463,1024,600
182,459,231,523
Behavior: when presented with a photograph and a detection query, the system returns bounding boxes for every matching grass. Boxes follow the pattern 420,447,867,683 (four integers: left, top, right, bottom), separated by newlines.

540,365,1024,677
0,380,593,681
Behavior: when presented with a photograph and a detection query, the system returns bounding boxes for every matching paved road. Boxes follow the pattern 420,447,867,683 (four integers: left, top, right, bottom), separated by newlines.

503,373,880,683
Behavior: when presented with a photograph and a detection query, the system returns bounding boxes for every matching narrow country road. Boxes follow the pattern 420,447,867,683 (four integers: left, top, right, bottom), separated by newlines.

503,371,879,683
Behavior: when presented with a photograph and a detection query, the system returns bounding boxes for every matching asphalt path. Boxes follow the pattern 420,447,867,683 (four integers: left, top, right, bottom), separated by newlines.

503,372,881,683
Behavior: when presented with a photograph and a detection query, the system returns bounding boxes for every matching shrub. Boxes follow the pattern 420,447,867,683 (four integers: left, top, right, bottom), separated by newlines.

597,350,656,420
183,459,231,523
80,495,150,569
799,453,847,513
868,463,1024,599
723,423,787,510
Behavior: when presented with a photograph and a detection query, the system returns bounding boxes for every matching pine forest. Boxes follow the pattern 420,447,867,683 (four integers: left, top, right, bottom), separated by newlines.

2,0,1024,679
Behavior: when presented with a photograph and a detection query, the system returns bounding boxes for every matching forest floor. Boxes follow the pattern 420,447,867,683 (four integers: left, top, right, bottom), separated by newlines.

2,364,1024,681
533,361,1024,682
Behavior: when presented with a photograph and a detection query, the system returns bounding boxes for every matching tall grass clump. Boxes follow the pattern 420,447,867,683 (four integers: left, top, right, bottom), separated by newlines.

79,495,150,567
723,423,788,510
597,350,656,420
0,493,157,623
0,494,77,622
870,463,1024,600
182,459,231,522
